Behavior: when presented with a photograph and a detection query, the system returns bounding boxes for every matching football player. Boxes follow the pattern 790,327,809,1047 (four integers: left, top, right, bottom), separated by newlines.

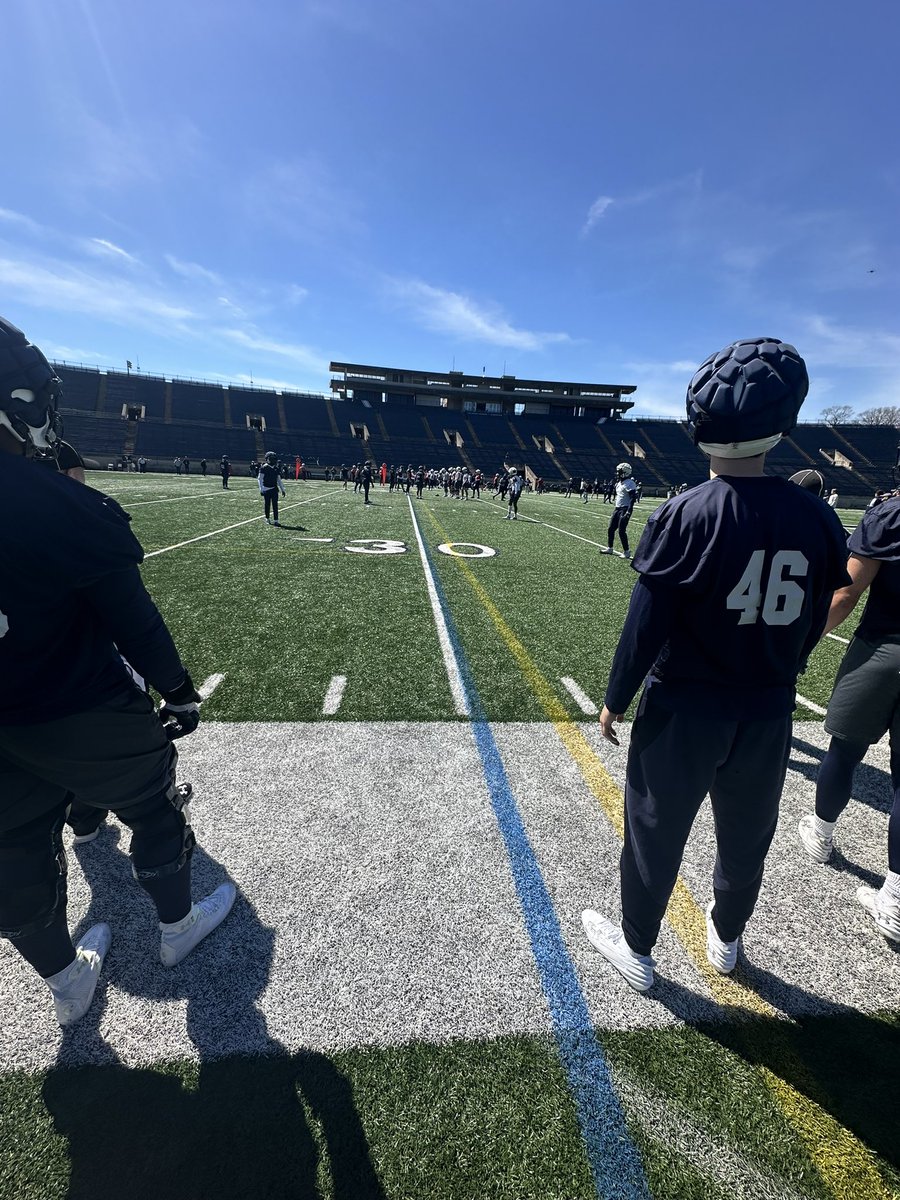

601,463,638,558
258,450,286,525
798,494,900,941
0,316,235,1027
582,338,850,991
506,468,524,519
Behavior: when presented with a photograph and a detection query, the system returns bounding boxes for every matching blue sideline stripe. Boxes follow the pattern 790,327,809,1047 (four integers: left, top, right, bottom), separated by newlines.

419,537,649,1200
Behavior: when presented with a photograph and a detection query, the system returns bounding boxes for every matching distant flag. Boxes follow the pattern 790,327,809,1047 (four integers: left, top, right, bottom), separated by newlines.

126,360,132,371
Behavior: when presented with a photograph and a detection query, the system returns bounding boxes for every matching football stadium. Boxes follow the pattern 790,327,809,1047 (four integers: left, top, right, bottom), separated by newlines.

1,354,898,1200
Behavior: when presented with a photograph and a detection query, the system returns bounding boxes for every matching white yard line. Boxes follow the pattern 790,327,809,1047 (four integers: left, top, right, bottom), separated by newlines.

406,496,471,717
199,673,226,700
322,675,347,715
517,513,608,549
144,494,330,558
120,490,240,507
560,677,599,715
827,632,850,644
795,694,827,716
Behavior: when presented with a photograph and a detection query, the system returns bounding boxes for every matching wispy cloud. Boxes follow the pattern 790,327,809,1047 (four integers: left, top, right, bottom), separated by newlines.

0,257,196,327
0,214,328,389
582,195,614,235
85,237,139,264
799,314,900,371
220,327,328,375
242,157,365,244
387,278,570,351
165,254,223,287
581,172,703,237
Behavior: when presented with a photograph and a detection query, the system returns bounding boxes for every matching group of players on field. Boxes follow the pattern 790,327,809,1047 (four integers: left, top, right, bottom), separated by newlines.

0,316,898,1034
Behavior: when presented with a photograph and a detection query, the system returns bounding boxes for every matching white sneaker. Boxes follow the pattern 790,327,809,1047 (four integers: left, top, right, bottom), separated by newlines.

581,910,655,991
856,886,900,942
600,547,612,555
47,923,112,1027
72,820,106,845
798,814,833,864
622,553,632,561
160,882,236,967
705,901,739,973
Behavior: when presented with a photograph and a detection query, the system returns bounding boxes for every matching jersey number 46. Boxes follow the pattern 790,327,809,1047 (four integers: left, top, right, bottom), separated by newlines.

727,550,809,626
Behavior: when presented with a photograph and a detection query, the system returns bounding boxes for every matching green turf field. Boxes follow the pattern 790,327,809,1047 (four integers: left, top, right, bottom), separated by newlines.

1,473,897,1200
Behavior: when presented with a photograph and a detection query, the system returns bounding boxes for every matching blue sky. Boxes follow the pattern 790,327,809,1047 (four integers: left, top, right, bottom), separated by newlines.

3,0,898,419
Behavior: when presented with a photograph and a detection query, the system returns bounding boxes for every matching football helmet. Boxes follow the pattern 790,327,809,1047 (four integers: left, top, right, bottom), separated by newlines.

616,463,632,479
789,468,825,497
264,450,277,463
0,316,63,452
686,338,808,456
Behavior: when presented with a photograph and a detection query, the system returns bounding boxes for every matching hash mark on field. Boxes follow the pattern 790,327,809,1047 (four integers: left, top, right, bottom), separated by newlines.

796,693,827,716
199,673,225,699
322,675,347,715
560,677,599,715
827,632,850,644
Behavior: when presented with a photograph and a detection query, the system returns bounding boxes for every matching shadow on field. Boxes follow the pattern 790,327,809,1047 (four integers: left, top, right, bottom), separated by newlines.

647,970,900,1171
41,829,385,1200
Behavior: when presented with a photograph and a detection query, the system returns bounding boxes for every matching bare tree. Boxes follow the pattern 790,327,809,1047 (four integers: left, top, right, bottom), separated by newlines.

856,406,900,426
820,404,855,425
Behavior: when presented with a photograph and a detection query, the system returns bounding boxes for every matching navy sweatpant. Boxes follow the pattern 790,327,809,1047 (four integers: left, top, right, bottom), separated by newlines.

620,690,792,956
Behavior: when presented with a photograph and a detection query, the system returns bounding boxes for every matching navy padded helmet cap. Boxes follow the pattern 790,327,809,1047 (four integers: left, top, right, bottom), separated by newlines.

0,315,59,404
686,338,808,446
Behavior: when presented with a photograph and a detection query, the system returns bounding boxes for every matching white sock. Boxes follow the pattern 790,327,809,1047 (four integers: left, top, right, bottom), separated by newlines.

45,953,81,990
813,815,836,840
160,905,195,933
880,872,900,904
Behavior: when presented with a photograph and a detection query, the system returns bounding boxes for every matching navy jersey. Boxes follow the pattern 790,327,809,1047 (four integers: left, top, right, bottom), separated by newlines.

0,456,186,724
847,496,900,640
605,475,850,718
258,464,282,491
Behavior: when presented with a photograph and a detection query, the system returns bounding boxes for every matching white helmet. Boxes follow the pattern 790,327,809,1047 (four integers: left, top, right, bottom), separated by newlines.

616,462,632,479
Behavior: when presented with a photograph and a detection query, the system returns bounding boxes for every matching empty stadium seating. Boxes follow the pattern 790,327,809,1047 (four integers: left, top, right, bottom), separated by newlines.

48,361,897,496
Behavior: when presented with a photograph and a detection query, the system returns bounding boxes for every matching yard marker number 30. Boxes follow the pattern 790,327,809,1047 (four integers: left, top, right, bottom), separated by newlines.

727,550,809,626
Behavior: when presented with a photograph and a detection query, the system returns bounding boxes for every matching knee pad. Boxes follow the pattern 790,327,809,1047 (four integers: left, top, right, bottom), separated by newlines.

0,813,68,939
122,782,196,882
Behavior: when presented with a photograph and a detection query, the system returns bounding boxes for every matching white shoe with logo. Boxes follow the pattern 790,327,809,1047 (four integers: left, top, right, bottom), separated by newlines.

47,924,112,1027
160,883,237,967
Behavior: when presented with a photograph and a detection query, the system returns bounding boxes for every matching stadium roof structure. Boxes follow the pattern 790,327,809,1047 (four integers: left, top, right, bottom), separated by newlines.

330,361,635,419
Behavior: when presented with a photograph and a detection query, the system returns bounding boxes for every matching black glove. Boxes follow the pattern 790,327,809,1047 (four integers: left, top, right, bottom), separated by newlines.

158,673,202,741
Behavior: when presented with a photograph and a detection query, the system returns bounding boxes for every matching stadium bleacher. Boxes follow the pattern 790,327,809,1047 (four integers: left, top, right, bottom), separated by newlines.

49,362,898,496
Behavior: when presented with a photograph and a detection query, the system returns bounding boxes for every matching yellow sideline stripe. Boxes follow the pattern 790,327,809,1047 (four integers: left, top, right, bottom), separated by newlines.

422,508,893,1200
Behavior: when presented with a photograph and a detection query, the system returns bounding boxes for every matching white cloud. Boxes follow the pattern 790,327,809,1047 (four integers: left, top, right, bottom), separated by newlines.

220,327,328,375
582,195,614,236
0,257,196,327
799,314,900,370
86,237,139,264
581,171,703,237
165,254,223,287
388,278,570,351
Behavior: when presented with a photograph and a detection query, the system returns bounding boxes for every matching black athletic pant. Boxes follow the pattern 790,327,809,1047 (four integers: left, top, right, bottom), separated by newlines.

608,507,631,553
620,691,792,955
263,488,280,521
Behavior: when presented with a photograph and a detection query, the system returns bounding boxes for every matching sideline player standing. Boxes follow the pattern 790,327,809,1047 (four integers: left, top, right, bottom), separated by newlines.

798,494,900,940
506,468,524,519
601,463,637,558
0,316,235,1026
582,338,850,991
258,450,286,526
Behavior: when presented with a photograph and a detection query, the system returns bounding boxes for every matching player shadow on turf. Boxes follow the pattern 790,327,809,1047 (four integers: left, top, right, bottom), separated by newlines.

648,967,900,1171
41,826,386,1200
